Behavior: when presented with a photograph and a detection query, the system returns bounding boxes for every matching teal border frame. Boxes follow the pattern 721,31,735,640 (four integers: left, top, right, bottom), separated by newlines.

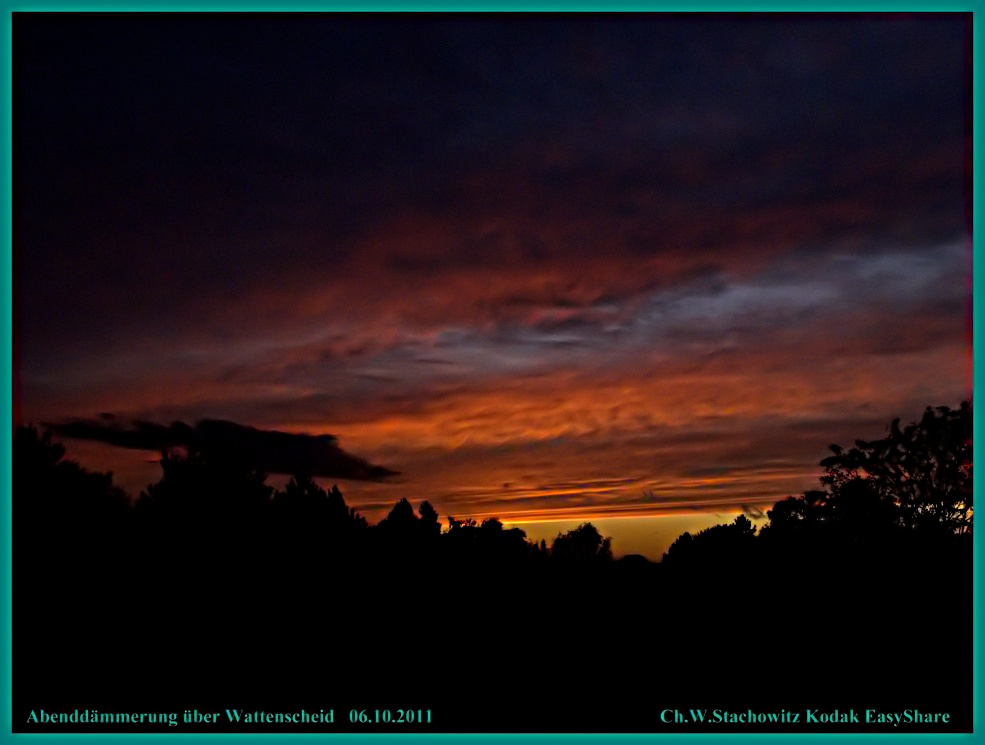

0,7,978,744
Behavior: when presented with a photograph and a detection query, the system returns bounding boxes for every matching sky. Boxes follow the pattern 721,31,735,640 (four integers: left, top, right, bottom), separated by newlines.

13,14,971,559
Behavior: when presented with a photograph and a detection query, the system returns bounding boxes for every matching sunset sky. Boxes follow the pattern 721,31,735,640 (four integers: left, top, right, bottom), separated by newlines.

14,14,971,558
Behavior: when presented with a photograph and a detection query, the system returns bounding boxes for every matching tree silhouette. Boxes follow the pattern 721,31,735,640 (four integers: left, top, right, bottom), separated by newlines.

280,472,328,504
138,444,272,520
419,500,440,536
14,424,130,523
11,411,973,733
819,403,972,533
381,497,418,527
550,523,613,563
662,514,756,567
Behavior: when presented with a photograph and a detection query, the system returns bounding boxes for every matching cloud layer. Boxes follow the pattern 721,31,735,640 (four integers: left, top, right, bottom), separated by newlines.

14,15,971,555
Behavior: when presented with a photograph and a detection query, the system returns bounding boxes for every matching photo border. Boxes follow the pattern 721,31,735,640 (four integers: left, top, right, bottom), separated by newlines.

0,4,979,742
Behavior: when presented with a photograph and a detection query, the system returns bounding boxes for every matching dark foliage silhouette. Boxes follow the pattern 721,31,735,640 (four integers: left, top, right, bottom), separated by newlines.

662,514,757,568
550,522,613,564
139,444,273,517
15,424,130,522
12,404,972,732
14,425,132,595
819,403,972,533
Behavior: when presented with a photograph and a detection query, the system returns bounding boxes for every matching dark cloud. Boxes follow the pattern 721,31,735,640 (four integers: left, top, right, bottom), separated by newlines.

740,504,767,520
15,15,968,367
48,417,397,481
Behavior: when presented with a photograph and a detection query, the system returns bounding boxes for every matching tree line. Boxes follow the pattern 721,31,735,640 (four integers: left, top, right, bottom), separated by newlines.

12,402,973,732
15,402,972,571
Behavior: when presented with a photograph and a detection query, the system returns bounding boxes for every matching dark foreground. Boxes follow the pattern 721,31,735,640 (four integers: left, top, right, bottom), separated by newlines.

16,533,972,733
12,420,973,734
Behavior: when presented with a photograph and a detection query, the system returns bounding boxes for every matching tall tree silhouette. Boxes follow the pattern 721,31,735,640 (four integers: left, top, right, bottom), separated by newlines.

819,402,972,533
419,500,440,536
